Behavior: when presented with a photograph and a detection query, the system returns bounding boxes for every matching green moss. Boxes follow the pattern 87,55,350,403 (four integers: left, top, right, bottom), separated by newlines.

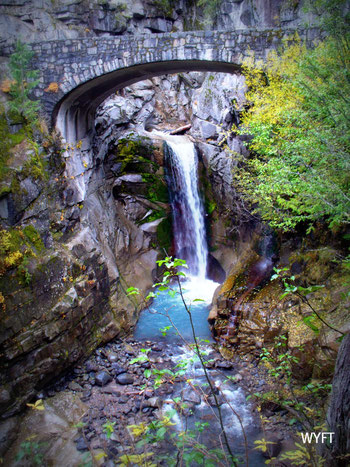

153,0,174,17
22,142,48,181
156,216,172,250
141,173,169,203
23,225,45,252
0,106,26,181
0,185,11,198
206,199,217,215
139,208,166,225
183,17,205,31
0,225,45,285
116,136,155,173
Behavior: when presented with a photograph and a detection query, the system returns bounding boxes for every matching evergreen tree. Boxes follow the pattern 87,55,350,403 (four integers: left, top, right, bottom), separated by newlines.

8,41,39,124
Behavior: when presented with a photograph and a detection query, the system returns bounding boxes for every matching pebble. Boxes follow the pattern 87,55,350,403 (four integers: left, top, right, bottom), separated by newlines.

81,390,91,400
182,390,201,405
216,360,233,369
68,382,83,391
75,436,88,451
85,361,99,372
110,362,126,375
144,397,160,408
107,352,119,363
116,373,134,385
95,371,112,386
45,337,295,463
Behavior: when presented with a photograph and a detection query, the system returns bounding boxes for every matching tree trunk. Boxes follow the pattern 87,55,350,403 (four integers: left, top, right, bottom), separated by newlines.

327,332,350,466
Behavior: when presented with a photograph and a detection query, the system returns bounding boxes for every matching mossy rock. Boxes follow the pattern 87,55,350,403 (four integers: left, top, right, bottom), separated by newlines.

156,216,172,250
142,173,169,204
116,136,155,174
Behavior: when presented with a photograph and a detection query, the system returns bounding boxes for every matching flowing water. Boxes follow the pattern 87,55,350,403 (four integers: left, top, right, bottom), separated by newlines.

135,134,219,342
134,135,264,465
164,136,208,278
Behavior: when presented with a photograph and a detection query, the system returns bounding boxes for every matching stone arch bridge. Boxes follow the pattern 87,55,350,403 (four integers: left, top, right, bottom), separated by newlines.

29,28,319,141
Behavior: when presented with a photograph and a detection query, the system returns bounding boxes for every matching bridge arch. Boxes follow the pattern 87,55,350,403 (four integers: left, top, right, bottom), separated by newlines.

56,60,240,142
29,29,319,141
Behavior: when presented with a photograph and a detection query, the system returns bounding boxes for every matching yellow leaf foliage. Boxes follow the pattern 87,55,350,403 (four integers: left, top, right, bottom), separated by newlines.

0,79,15,93
44,82,59,93
26,399,45,410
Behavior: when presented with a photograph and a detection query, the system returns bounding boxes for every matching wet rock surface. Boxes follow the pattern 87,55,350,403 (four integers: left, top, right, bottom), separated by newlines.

2,337,299,466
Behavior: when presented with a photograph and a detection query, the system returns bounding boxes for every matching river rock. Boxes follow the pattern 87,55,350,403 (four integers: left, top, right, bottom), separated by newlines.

182,390,201,405
107,352,119,363
111,362,126,375
68,382,83,392
261,435,282,459
144,397,160,408
0,417,19,457
95,371,112,386
116,373,134,385
85,360,98,372
216,360,233,369
75,436,88,452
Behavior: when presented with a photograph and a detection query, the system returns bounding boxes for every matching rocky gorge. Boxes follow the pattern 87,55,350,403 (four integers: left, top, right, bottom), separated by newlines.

0,0,349,466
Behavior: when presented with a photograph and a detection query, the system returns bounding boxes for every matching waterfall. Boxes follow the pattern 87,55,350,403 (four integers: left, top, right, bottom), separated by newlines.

164,137,208,279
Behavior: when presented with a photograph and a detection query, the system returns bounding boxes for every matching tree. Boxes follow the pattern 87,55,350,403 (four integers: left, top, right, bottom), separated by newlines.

8,40,39,124
233,30,350,232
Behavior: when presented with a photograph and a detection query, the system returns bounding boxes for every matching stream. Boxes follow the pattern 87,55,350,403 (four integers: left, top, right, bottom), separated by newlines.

133,135,265,464
3,136,267,466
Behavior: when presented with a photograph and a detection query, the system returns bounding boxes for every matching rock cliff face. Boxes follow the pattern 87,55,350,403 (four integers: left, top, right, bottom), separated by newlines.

0,69,255,415
0,125,163,416
0,0,319,54
0,0,344,419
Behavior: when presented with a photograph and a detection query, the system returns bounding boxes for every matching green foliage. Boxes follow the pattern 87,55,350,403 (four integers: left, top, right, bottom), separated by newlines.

304,0,350,38
116,136,154,172
153,0,174,17
139,208,166,225
141,173,169,203
279,442,325,466
197,0,221,19
159,325,172,336
253,438,277,454
205,198,216,215
156,216,172,250
8,41,40,125
250,332,333,466
102,420,116,439
235,30,350,232
124,411,229,467
154,0,222,22
260,336,299,383
271,267,344,336
16,440,46,465
126,286,139,296
0,225,45,285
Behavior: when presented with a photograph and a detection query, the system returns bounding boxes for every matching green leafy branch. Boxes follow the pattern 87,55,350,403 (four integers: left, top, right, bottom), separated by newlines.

271,267,344,337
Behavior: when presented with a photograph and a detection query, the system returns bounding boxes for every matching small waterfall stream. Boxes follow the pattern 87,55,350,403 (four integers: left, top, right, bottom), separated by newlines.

135,134,219,341
164,137,208,278
134,135,263,465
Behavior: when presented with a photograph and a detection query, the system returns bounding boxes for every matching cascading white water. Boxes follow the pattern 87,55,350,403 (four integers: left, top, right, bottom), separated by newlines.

135,132,220,342
165,136,208,279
